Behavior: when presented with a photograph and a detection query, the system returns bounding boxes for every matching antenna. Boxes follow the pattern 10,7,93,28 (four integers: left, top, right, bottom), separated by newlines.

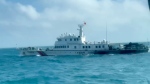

148,0,150,10
106,22,107,41
147,38,150,47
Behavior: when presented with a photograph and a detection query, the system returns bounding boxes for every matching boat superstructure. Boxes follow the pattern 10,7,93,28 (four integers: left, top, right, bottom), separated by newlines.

19,23,110,56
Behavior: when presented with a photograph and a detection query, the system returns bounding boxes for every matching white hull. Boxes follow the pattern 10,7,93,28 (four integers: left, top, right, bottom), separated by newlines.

20,50,95,56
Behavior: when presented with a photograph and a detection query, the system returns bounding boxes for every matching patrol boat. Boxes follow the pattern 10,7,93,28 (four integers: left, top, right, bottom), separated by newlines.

19,23,110,56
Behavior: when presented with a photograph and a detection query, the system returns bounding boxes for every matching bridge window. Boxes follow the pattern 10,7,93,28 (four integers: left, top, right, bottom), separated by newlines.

70,39,72,41
103,45,105,48
65,39,67,41
77,38,78,41
58,39,62,41
74,38,76,41
67,46,69,48
96,46,97,48
86,46,88,48
99,46,101,48
74,46,76,49
83,46,85,48
89,46,90,48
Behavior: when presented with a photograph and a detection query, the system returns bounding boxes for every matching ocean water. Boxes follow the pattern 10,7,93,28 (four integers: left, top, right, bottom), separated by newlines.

0,48,150,84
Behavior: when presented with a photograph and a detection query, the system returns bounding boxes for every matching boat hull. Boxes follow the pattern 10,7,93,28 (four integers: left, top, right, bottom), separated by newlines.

20,50,95,56
119,49,149,54
94,49,149,54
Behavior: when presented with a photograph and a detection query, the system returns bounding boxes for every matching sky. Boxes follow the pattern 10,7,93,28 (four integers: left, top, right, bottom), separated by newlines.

0,0,150,48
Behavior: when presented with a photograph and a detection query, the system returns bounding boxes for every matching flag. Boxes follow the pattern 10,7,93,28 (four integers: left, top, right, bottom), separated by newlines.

84,22,86,25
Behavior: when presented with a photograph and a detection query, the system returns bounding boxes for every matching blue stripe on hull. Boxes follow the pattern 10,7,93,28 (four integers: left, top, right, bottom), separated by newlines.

37,51,48,56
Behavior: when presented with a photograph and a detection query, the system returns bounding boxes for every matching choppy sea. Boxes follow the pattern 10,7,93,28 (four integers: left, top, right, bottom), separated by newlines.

0,48,150,84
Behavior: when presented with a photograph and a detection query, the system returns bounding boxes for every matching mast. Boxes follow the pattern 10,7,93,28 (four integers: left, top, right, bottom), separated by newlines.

78,22,86,37
106,22,108,42
148,0,150,10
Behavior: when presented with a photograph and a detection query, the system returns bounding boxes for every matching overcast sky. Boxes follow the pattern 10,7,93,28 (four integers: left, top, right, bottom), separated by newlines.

0,0,150,48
